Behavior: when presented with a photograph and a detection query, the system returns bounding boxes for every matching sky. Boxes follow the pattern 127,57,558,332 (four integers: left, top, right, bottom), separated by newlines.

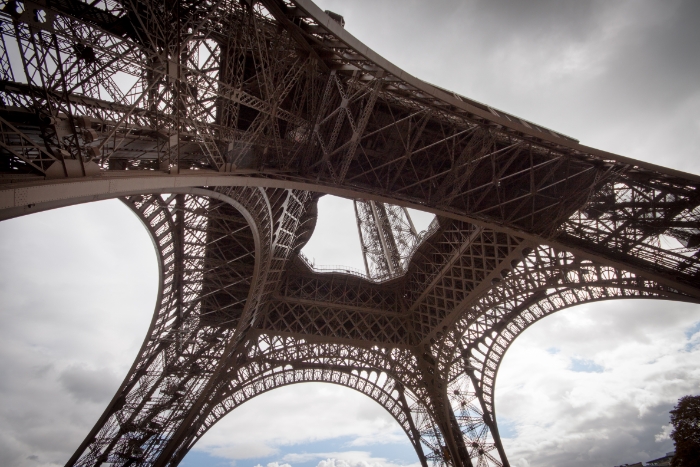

1,1,699,467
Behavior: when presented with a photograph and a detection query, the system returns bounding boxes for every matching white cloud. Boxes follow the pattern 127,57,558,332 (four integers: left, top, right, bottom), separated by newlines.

301,196,364,271
0,200,156,467
654,425,672,443
283,450,420,467
255,462,292,467
191,383,407,461
497,299,700,467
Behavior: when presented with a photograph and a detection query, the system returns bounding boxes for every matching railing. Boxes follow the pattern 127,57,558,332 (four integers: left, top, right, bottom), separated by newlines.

298,216,441,282
297,253,368,279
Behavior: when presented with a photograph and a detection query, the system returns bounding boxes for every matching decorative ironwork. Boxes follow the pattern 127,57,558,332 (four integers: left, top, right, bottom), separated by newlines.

0,1,698,467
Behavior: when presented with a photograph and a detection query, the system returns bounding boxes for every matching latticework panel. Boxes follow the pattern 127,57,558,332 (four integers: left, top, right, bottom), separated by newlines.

68,191,263,466
261,299,410,346
420,244,700,467
280,262,403,313
404,221,522,341
0,2,699,467
561,179,700,281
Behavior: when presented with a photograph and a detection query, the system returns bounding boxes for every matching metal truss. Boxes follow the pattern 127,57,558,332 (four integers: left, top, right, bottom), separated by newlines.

0,1,699,467
354,199,423,280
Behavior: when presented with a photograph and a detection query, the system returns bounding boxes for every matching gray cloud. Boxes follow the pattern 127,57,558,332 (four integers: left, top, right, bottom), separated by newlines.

1,2,699,467
58,366,120,404
0,200,156,467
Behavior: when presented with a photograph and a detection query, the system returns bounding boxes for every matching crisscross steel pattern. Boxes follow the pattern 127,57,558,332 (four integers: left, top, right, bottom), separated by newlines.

0,1,699,467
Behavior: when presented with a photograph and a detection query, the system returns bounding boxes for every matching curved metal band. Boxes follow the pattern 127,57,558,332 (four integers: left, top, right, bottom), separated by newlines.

67,187,271,467
1,175,698,300
179,365,426,466
426,243,700,467
163,329,429,465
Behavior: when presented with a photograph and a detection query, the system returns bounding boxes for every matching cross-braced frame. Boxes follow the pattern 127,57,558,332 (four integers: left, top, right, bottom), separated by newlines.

0,1,698,467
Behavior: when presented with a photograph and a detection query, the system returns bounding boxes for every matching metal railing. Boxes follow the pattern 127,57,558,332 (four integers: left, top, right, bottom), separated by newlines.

298,216,440,282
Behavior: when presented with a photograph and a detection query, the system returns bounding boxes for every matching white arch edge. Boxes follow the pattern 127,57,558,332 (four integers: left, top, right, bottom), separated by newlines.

1,173,698,300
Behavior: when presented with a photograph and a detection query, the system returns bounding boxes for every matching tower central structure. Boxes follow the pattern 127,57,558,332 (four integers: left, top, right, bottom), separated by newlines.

0,1,698,466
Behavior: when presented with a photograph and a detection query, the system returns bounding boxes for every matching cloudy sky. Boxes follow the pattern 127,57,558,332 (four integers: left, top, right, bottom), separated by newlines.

1,1,699,467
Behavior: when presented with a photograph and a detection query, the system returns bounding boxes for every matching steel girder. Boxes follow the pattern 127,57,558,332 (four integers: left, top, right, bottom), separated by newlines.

353,200,422,280
0,0,698,294
0,2,699,467
60,197,698,467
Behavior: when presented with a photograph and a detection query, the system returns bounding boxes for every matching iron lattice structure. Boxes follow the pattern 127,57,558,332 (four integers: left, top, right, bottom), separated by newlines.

0,1,699,466
353,200,427,280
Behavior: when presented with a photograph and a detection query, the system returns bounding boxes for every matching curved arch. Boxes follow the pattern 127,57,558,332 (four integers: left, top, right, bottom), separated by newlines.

201,335,424,430
453,245,700,411
67,186,278,467
1,175,698,301
159,331,430,467
433,243,700,467
463,293,699,429
181,369,425,466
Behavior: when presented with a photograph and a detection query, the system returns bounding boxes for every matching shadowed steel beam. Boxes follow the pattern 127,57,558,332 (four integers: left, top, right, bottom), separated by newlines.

0,2,698,467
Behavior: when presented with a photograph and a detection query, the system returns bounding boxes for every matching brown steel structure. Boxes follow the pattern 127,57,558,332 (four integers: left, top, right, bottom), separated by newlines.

0,1,699,466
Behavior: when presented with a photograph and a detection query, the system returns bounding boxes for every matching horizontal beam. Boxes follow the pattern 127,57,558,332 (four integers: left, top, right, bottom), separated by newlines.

1,173,698,299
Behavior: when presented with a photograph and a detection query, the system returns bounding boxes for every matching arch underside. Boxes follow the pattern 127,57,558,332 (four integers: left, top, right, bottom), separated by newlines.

436,244,699,467
187,247,698,467
0,0,698,299
179,338,429,467
53,188,698,467
0,1,698,467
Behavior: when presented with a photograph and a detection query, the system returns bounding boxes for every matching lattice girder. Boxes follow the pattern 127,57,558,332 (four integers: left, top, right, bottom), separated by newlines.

62,185,316,467
424,244,700,467
259,261,412,346
1,0,698,297
66,190,261,466
0,2,699,467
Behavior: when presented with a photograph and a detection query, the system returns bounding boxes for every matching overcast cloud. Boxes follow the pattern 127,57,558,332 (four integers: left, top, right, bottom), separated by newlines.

0,201,156,467
1,1,699,467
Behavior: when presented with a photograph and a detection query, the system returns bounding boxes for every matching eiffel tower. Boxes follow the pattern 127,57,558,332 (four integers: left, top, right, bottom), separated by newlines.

0,1,698,466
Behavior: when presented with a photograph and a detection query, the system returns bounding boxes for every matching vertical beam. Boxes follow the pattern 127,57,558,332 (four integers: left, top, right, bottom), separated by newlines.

370,200,396,275
337,72,383,182
354,199,372,277
354,200,422,280
445,403,475,467
175,194,185,351
402,206,418,237
395,383,430,467
460,345,510,467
